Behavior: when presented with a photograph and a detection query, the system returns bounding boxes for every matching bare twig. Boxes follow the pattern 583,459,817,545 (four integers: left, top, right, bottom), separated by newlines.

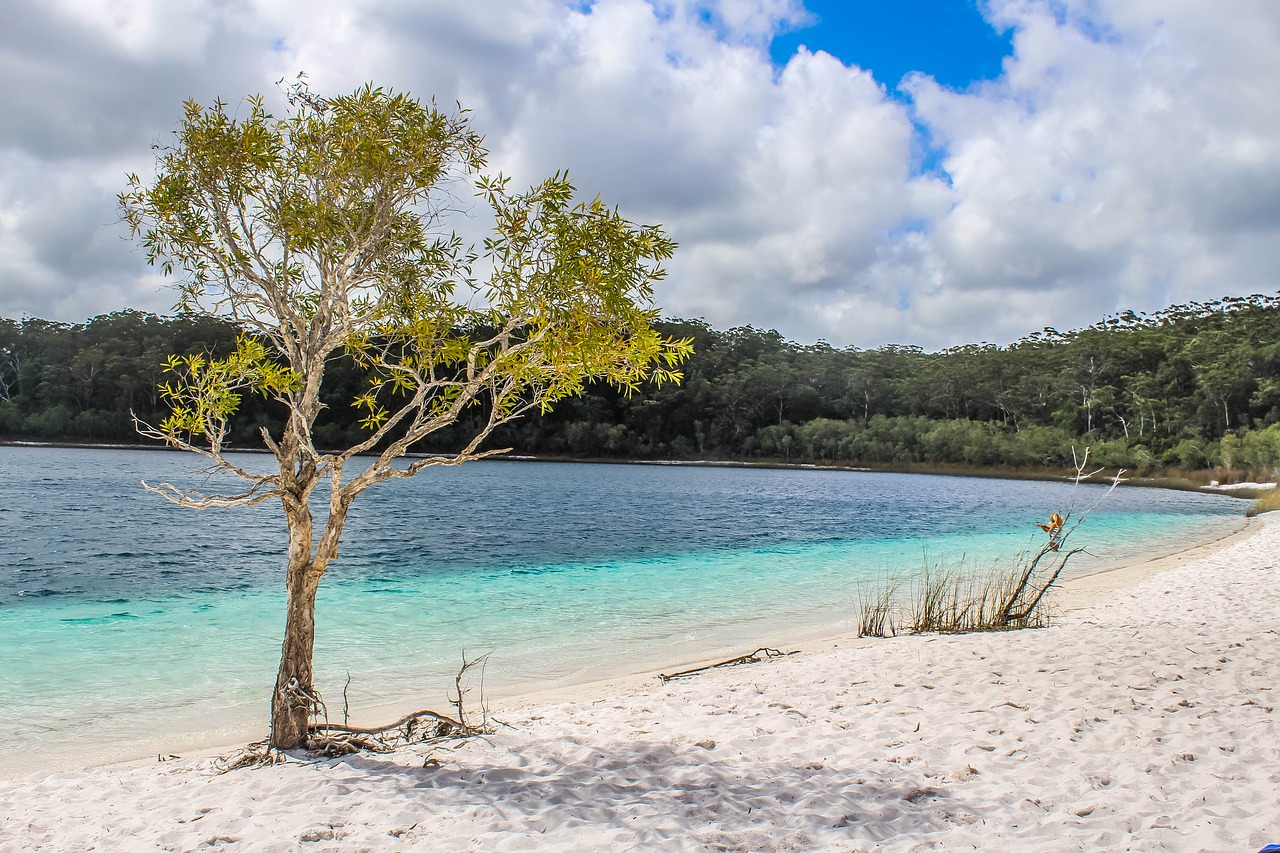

448,651,492,731
342,670,352,726
658,648,798,682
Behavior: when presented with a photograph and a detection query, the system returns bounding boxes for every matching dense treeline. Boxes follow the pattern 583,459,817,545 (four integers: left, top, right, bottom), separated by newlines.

4,295,1280,472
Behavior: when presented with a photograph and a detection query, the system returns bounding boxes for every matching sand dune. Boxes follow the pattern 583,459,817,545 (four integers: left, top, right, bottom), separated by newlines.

2,516,1277,852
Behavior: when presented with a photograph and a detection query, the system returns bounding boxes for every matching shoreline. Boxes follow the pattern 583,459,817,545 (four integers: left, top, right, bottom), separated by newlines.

3,517,1276,850
1,508,1262,782
474,512,1262,716
1055,513,1261,610
2,439,1269,498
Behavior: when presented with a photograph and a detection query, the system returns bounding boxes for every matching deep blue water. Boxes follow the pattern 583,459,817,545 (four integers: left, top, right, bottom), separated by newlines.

0,446,1243,771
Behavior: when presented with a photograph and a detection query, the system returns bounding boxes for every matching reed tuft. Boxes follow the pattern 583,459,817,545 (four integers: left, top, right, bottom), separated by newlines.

855,552,1062,638
855,448,1117,638
1246,487,1280,517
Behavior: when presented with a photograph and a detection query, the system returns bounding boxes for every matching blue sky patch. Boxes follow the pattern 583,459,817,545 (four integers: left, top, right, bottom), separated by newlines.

770,0,1013,92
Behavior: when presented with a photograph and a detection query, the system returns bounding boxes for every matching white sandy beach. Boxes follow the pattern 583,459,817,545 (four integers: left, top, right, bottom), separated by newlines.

2,515,1278,852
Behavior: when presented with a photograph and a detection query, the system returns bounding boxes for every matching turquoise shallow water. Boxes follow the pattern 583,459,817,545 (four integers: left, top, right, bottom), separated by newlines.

0,447,1244,772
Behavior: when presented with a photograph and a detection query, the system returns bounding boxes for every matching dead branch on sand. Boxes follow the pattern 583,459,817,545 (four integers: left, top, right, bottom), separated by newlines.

659,648,798,682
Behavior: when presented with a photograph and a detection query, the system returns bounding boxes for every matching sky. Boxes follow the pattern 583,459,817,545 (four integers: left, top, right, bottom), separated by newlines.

2,0,1279,350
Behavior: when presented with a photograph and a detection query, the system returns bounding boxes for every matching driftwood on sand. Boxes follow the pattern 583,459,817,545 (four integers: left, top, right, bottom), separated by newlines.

658,647,798,682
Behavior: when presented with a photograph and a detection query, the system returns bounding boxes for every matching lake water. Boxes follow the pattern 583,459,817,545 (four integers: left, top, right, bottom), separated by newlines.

0,446,1244,773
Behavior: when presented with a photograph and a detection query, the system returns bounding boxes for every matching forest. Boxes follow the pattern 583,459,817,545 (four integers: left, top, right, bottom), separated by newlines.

3,293,1280,474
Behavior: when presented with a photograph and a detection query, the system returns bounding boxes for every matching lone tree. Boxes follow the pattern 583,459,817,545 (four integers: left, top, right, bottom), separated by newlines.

120,82,692,750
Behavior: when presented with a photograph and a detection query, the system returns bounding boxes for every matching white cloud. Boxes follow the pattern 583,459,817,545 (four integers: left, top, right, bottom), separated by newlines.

1,0,1279,349
894,0,1280,343
45,0,222,61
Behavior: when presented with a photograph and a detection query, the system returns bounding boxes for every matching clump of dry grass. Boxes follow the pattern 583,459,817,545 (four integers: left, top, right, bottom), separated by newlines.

856,550,1065,638
855,448,1118,638
1246,487,1280,517
855,576,901,638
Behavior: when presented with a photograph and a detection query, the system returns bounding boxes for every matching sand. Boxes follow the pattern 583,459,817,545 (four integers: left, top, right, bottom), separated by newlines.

1,516,1277,852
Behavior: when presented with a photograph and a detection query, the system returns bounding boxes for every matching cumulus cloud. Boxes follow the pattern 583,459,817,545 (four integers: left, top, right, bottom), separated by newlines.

1,0,1278,349
893,0,1280,344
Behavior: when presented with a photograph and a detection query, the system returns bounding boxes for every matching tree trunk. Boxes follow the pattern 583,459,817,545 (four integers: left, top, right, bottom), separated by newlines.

270,556,320,749
269,498,322,751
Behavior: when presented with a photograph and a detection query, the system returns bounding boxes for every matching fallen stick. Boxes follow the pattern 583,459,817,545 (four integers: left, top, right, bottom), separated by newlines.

659,647,798,682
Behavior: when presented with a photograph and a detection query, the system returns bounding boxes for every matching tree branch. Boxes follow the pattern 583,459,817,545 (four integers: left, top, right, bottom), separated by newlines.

141,479,281,509
133,412,277,487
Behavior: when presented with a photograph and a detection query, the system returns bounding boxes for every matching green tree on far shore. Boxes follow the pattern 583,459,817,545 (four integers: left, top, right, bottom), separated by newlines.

6,296,1280,475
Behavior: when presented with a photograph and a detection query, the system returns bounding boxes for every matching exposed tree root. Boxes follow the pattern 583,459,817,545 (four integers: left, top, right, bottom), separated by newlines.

216,707,484,771
215,654,492,771
658,647,798,682
306,708,475,757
